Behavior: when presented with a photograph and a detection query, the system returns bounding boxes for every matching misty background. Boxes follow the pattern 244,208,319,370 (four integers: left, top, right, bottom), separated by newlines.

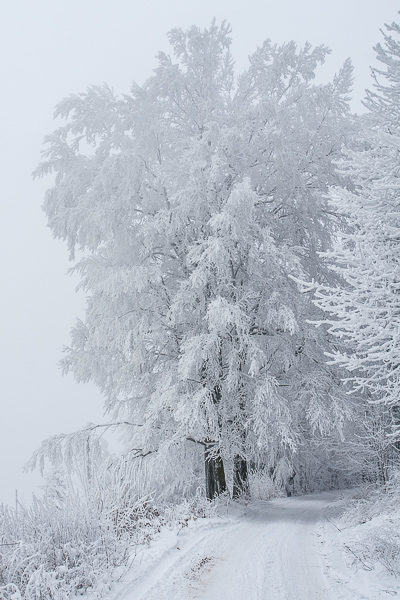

0,0,398,506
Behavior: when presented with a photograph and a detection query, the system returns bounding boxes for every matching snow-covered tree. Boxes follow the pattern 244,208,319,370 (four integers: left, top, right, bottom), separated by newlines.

312,18,400,442
35,21,353,498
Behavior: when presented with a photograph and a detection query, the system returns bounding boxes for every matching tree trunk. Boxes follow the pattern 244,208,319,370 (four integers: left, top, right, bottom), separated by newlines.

204,445,227,500
233,455,249,498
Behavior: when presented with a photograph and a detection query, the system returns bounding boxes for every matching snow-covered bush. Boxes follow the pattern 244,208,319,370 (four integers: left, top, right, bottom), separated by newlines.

0,458,228,600
352,526,400,577
0,491,220,599
248,469,281,500
164,488,223,525
337,474,400,577
0,489,163,600
340,474,400,525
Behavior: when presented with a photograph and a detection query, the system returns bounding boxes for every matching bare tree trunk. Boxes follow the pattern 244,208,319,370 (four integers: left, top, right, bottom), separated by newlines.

205,444,227,500
233,455,249,498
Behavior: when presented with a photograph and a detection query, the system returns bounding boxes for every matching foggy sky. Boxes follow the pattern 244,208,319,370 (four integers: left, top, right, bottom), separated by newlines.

0,0,398,506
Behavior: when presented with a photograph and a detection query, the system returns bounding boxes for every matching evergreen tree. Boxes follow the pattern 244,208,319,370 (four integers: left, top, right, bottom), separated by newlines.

312,18,400,440
36,22,353,498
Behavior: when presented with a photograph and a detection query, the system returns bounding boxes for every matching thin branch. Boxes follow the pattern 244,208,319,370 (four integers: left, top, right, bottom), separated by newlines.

186,437,206,447
86,421,144,430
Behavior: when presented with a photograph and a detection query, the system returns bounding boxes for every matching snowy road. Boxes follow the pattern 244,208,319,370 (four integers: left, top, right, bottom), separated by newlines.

113,493,367,600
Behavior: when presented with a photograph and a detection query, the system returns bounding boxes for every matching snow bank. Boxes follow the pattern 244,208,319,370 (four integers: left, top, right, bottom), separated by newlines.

320,486,400,598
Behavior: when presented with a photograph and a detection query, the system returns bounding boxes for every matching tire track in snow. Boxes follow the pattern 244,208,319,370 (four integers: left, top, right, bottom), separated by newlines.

115,492,365,600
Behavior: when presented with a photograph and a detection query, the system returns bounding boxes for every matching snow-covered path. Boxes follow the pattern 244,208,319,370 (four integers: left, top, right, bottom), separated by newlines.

113,492,362,600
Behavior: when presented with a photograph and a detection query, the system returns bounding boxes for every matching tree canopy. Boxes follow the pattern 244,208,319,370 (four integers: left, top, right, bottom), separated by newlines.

36,21,355,498
312,20,400,434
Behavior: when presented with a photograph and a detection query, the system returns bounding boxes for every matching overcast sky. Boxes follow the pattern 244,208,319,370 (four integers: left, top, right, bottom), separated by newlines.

0,0,399,506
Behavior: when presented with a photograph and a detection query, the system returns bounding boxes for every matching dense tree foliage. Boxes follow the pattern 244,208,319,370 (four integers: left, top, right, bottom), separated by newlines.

312,20,400,442
35,21,354,498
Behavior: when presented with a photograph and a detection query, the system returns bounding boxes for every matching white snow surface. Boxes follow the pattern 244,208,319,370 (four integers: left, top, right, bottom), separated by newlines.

97,492,399,600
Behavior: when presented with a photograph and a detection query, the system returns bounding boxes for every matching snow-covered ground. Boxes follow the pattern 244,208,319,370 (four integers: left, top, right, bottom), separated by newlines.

91,491,399,600
322,491,400,598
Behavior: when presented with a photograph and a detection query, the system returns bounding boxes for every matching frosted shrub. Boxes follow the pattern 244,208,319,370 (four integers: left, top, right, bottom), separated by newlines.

164,489,223,526
108,495,163,540
339,487,379,527
365,526,400,576
248,470,281,500
339,473,400,577
340,477,400,527
345,523,400,577
0,463,227,600
1,498,105,599
0,489,163,600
